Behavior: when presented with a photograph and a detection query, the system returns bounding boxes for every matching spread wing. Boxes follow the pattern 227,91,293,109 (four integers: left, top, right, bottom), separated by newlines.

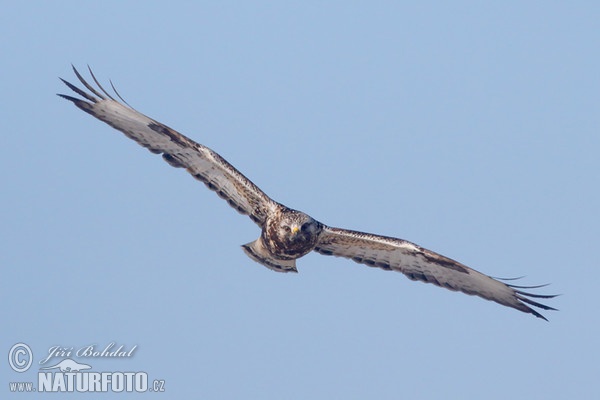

58,66,276,226
314,226,557,320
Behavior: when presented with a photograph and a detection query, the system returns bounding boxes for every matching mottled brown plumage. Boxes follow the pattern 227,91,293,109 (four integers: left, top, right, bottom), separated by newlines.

59,66,557,320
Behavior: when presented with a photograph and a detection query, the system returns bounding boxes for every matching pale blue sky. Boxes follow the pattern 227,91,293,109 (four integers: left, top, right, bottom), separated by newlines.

2,2,599,399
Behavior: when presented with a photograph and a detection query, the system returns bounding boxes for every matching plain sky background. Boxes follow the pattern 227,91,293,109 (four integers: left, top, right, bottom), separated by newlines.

1,2,599,399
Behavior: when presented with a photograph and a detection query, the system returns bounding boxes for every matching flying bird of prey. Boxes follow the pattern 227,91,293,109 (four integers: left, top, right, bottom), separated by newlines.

59,66,557,320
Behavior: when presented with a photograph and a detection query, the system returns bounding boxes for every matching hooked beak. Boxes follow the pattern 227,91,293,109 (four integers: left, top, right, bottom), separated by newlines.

291,225,300,235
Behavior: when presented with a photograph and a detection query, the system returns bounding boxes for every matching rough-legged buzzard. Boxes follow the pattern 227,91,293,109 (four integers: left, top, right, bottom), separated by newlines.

59,66,557,320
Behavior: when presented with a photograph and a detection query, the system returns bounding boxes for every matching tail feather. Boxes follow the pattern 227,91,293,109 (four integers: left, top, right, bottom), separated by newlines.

242,238,297,273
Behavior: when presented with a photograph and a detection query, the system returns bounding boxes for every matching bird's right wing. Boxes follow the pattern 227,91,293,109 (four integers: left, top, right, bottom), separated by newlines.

59,66,277,226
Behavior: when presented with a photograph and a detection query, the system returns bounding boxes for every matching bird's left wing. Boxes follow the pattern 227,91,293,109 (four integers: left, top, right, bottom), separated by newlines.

314,226,557,320
58,66,277,226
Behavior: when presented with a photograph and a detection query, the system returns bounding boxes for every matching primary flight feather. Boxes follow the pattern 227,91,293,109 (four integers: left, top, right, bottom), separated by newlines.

59,66,557,320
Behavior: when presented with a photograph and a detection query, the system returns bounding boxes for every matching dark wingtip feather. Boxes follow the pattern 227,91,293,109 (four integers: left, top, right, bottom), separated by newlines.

514,290,560,299
498,277,558,321
494,275,526,281
71,65,106,100
528,308,549,321
59,77,97,103
57,93,78,102
62,65,133,110
87,65,116,101
110,79,132,107
517,294,559,311
506,283,551,290
521,296,558,321
57,93,96,115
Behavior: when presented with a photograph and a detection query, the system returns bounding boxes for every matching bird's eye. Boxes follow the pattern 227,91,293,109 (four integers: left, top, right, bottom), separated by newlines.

282,225,291,232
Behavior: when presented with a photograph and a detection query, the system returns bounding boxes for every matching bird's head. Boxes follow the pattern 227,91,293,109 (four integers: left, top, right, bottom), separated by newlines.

280,212,320,244
265,209,322,258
